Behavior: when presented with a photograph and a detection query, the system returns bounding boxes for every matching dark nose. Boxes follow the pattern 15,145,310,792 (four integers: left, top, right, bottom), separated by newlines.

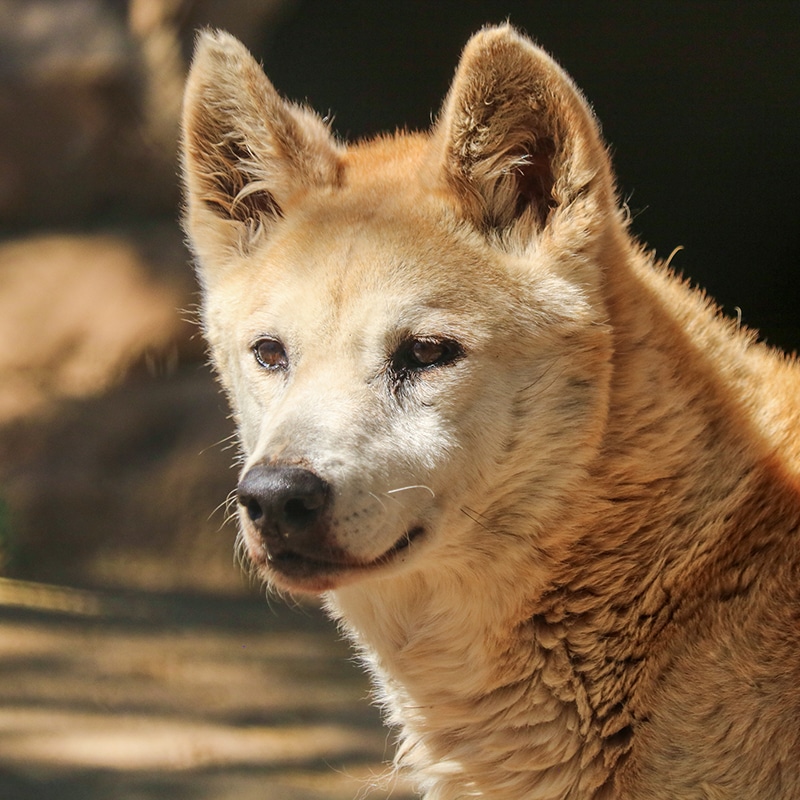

236,464,331,556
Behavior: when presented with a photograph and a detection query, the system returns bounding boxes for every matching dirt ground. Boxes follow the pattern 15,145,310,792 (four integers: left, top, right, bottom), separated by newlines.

0,579,417,800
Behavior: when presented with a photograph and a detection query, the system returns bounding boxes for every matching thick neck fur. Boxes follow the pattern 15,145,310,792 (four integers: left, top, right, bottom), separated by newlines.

328,231,800,800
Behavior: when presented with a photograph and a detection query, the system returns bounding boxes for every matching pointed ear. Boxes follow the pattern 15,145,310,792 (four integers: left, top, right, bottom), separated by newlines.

181,30,341,281
432,24,614,242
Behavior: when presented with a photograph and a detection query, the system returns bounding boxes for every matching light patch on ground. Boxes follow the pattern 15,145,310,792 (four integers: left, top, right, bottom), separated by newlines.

0,580,416,800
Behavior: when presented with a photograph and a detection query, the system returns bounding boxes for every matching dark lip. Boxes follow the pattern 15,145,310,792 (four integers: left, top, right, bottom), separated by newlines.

262,526,425,589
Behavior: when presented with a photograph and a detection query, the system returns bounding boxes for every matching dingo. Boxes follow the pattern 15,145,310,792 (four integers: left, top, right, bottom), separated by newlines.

181,24,800,799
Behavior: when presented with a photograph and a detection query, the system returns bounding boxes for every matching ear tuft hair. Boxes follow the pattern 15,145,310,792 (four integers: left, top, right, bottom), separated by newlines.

433,24,613,241
181,30,341,269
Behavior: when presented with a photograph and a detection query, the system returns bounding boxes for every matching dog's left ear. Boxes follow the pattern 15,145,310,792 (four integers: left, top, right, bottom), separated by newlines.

432,24,615,243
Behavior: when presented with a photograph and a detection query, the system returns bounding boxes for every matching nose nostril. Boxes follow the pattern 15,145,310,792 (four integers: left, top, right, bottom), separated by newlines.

283,496,320,526
244,497,263,523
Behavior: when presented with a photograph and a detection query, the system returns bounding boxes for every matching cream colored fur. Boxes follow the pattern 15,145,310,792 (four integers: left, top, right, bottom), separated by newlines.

181,24,800,799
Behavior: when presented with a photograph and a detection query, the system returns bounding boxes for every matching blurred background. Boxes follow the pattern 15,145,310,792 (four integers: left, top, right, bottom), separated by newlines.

0,1,797,798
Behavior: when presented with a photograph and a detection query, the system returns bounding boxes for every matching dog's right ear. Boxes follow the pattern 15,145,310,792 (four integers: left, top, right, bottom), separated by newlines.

430,25,614,250
181,31,341,284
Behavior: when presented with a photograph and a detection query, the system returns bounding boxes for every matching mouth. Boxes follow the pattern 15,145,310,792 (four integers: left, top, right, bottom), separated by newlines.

259,526,426,592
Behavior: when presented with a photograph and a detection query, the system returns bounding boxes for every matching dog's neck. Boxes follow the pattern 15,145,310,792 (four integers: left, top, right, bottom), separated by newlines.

328,550,630,799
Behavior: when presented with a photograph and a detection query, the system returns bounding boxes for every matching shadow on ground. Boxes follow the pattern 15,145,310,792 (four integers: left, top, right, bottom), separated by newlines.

0,580,417,800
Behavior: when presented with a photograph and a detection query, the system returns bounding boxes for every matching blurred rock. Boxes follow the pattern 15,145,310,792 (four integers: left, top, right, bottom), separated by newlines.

0,0,291,228
0,368,241,592
0,225,243,592
0,225,199,421
0,0,150,225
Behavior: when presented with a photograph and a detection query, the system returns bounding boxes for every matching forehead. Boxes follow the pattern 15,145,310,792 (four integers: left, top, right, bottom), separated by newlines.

249,169,507,317
218,133,538,344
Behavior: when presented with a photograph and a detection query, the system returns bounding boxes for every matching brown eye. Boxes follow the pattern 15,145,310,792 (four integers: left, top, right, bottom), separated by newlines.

252,337,288,370
392,336,464,375
410,340,448,367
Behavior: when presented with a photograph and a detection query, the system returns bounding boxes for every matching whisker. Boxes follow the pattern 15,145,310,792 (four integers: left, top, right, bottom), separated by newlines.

209,488,241,531
199,430,240,456
462,504,490,521
385,484,436,498
208,500,227,520
519,360,566,398
461,505,492,531
382,485,436,511
232,531,249,573
209,488,237,521
369,491,389,514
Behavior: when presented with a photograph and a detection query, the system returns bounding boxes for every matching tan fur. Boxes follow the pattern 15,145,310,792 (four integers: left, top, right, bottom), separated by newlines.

181,25,800,799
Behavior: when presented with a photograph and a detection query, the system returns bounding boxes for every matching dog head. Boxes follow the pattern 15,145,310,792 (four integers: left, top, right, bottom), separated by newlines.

182,25,619,594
